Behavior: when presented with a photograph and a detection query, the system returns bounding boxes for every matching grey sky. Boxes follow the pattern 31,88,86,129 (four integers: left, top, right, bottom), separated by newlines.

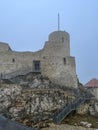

0,0,98,84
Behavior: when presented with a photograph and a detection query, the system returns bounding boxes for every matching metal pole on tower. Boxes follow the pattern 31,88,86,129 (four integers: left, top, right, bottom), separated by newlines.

58,13,60,31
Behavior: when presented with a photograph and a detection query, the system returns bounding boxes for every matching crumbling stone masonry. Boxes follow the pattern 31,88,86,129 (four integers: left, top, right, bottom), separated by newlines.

0,30,78,88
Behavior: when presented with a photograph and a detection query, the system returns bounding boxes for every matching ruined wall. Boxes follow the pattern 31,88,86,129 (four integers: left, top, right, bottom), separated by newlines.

0,30,78,88
0,42,11,52
88,88,98,100
41,55,77,87
0,48,42,74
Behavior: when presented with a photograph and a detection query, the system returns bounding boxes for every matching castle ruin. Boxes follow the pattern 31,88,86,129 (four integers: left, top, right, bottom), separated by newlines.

0,30,78,88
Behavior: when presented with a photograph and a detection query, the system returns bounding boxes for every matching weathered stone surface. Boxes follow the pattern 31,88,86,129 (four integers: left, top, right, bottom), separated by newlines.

76,101,98,116
0,73,97,129
76,103,89,114
0,30,78,88
80,121,92,128
0,74,75,128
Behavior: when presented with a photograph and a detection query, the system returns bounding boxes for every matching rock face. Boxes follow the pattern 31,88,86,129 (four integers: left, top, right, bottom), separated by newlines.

77,100,98,116
0,73,97,129
0,73,74,127
76,103,90,114
0,84,22,118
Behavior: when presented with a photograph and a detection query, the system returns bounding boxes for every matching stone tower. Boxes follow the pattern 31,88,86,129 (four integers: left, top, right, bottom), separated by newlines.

44,31,70,56
41,30,78,88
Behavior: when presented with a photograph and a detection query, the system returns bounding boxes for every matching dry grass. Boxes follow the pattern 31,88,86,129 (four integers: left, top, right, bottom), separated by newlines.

62,113,98,128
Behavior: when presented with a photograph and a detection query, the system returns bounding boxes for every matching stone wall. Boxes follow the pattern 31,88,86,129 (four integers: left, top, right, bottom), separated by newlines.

44,31,70,57
0,30,78,88
0,42,11,52
88,88,98,100
0,82,73,126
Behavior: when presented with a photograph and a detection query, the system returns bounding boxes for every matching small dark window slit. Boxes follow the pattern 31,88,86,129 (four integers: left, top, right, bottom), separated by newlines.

63,58,66,65
12,58,15,63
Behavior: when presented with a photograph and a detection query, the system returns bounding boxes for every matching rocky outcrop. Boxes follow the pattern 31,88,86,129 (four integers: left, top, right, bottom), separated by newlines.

77,100,98,116
0,73,75,128
0,73,97,129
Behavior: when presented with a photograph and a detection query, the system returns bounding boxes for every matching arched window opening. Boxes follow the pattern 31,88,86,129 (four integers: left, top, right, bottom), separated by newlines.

62,37,64,42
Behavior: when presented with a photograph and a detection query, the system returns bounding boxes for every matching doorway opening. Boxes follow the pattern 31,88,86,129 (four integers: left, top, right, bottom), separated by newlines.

33,60,41,72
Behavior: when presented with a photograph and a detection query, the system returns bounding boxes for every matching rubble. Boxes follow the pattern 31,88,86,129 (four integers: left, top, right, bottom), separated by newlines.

80,121,92,128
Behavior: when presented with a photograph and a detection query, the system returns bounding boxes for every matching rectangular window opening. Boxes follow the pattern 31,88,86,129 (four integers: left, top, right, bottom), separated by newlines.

63,58,66,65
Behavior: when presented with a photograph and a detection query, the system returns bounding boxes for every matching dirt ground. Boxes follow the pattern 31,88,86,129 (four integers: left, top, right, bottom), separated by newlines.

62,113,98,128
